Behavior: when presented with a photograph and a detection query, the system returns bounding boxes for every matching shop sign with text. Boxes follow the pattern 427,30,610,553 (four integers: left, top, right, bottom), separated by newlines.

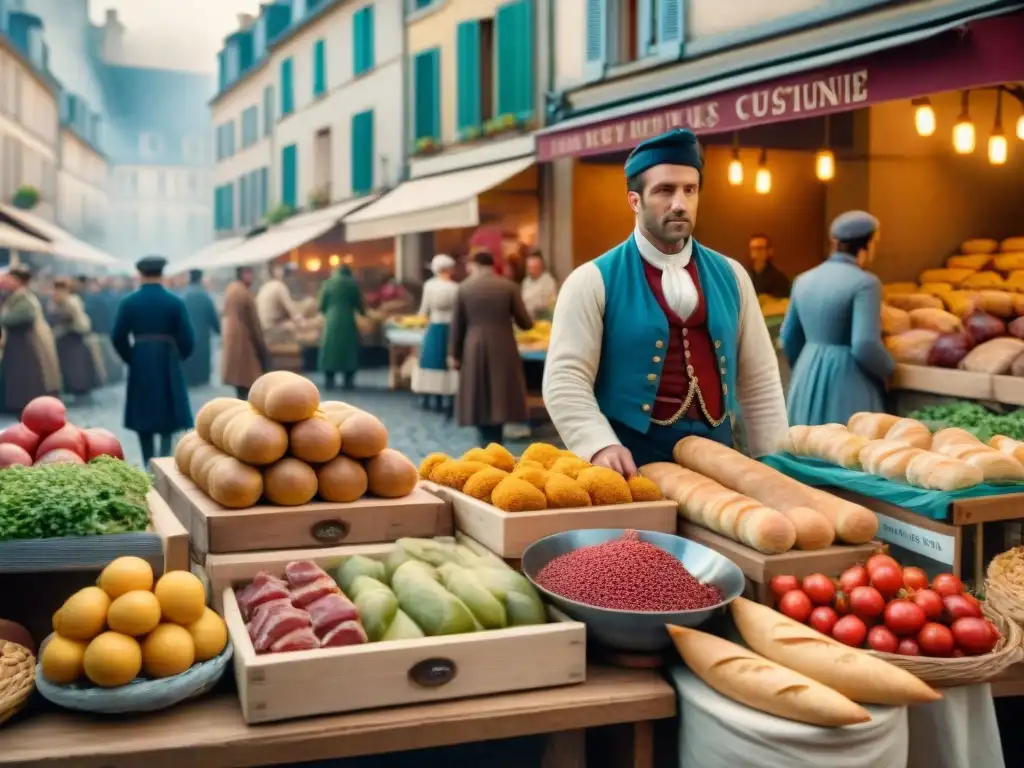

874,512,956,567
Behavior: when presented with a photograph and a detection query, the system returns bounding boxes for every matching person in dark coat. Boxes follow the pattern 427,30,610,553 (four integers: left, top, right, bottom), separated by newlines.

111,256,195,467
47,277,101,400
318,265,365,390
449,251,534,446
82,276,121,385
0,266,61,414
747,234,791,298
180,269,221,387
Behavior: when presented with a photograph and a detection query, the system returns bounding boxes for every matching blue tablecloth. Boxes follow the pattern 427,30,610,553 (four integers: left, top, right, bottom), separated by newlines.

761,453,1024,522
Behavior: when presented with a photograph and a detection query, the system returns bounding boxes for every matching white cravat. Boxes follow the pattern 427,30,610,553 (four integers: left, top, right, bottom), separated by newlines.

633,227,698,320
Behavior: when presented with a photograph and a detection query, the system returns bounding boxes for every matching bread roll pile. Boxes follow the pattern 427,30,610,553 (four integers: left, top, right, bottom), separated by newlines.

778,412,1024,490
173,371,418,509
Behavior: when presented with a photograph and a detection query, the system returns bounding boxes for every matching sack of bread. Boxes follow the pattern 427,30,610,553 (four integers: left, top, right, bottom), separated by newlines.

880,304,911,335
946,254,991,271
908,307,962,334
666,625,871,727
884,293,943,312
959,337,1024,375
884,418,932,450
944,291,980,319
961,271,1006,290
905,451,984,491
994,252,1024,272
990,435,1024,464
960,238,999,255
859,439,924,482
847,412,900,440
1002,237,1024,252
885,329,939,365
920,268,976,285
934,442,1024,482
881,282,917,298
975,289,1016,318
248,370,320,423
917,282,955,299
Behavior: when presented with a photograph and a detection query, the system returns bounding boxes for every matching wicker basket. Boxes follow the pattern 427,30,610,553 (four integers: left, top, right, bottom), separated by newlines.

866,606,1022,687
986,546,1024,625
0,641,35,726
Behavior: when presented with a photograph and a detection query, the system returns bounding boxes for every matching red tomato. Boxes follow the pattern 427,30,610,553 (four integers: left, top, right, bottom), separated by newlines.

0,423,40,456
867,625,899,653
952,649,965,658
866,553,900,578
870,565,905,600
883,599,927,637
897,638,920,656
801,574,836,606
832,615,868,647
20,396,66,437
942,594,983,623
911,589,944,621
849,586,886,620
34,449,85,465
838,565,869,593
932,573,965,598
833,590,851,616
778,590,813,623
83,428,124,461
808,606,838,636
769,575,800,601
963,593,982,609
35,424,86,461
951,617,999,656
0,443,33,467
917,622,955,657
901,566,929,592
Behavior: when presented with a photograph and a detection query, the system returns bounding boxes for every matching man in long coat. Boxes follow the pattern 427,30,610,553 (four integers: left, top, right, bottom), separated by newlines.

181,269,220,387
111,256,195,467
0,266,61,414
221,266,268,399
318,265,364,390
449,251,534,446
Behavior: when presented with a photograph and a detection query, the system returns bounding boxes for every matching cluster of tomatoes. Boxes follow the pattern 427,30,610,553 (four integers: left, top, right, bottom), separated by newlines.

770,553,1002,657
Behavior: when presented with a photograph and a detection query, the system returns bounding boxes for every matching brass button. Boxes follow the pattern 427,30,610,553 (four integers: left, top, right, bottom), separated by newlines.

641,403,651,413
647,373,656,382
720,367,726,375
720,356,726,364
722,384,728,395
653,356,662,363
714,340,722,349
655,340,664,349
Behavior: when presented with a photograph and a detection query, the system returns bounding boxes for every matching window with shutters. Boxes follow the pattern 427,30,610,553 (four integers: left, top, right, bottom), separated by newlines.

259,167,270,218
353,5,375,76
351,110,374,196
412,48,440,144
281,143,297,208
585,0,684,79
455,18,493,140
313,39,327,97
280,58,294,117
494,0,534,124
241,106,259,148
239,175,249,228
263,86,275,135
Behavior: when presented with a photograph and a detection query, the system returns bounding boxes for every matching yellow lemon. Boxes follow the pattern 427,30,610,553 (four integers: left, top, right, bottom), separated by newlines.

83,632,142,687
153,571,206,625
52,587,110,641
186,608,228,662
106,590,162,637
40,635,87,684
142,624,195,678
98,556,154,599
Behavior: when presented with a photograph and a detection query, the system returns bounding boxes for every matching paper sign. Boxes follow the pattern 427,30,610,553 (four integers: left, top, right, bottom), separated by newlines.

874,512,956,567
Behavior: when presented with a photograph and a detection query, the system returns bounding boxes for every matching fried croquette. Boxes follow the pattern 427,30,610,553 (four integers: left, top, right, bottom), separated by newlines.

548,455,591,479
543,473,592,508
462,467,509,503
419,452,451,480
576,466,632,506
484,442,516,472
491,476,547,512
429,460,491,491
628,475,664,502
520,442,563,469
461,447,495,465
511,465,550,491
516,459,545,470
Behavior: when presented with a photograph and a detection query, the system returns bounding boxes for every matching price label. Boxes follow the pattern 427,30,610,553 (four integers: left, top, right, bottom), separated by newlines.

874,512,956,567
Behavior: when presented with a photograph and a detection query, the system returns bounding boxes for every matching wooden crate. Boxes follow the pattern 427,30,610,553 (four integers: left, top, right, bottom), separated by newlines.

151,458,452,564
209,544,587,724
892,364,993,400
421,481,677,559
677,521,878,605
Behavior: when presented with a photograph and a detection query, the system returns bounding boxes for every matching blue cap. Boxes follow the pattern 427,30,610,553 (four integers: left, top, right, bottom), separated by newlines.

830,211,879,241
625,129,703,179
135,255,167,276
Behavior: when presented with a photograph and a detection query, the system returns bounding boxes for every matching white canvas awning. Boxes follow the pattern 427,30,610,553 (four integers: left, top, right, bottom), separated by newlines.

0,222,52,253
171,237,246,274
343,156,535,243
0,203,119,266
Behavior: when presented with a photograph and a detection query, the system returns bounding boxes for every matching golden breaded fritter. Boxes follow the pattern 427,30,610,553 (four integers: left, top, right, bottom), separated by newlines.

628,475,665,502
520,443,563,469
543,473,592,509
491,476,547,512
576,466,632,506
429,460,491,491
484,442,516,472
462,467,510,503
419,452,451,480
548,455,591,479
511,465,550,491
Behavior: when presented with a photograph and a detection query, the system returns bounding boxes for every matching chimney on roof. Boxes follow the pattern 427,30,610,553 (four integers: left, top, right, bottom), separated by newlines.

238,13,256,30
100,6,125,64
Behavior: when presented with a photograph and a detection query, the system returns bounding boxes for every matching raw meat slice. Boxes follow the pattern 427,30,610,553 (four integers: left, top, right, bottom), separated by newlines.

247,598,293,642
237,579,290,620
321,620,368,648
285,560,329,587
269,627,320,653
252,607,313,653
307,593,360,636
290,574,340,609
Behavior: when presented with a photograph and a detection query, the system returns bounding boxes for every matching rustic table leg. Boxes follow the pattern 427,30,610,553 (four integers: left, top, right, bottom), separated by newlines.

632,720,654,768
541,729,586,768
974,522,985,589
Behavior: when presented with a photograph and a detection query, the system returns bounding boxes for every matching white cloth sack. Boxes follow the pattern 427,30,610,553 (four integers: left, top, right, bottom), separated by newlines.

669,666,908,768
906,684,1004,768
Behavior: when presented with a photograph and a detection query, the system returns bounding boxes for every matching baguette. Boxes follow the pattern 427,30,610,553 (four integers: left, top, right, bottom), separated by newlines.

990,435,1024,464
905,451,983,491
641,463,797,554
666,625,872,727
730,598,941,706
847,412,901,440
884,418,932,450
806,426,867,469
858,439,924,482
931,427,984,452
934,442,1024,482
672,437,878,544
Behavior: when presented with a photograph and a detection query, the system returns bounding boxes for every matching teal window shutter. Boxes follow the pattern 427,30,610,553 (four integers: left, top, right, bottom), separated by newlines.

495,1,533,121
656,0,684,57
455,20,481,135
354,5,375,76
260,167,269,217
412,48,440,141
313,39,326,96
584,0,607,81
214,187,220,230
351,109,374,196
263,86,274,135
225,184,235,230
239,176,248,228
281,143,297,207
280,57,294,115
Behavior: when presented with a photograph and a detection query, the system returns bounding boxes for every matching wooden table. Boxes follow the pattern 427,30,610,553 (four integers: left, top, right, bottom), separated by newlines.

0,666,675,768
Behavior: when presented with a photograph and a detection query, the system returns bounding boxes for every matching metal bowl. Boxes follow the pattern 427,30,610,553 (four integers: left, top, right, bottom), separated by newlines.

521,529,745,653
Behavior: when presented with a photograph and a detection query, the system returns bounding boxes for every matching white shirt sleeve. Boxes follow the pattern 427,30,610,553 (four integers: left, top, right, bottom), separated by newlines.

729,259,789,457
542,263,621,461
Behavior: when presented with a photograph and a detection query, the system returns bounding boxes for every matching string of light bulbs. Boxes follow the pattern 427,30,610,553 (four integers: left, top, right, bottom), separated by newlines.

913,87,1024,164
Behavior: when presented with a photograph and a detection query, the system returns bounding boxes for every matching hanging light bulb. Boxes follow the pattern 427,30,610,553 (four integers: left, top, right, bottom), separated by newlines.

1017,113,1024,141
912,97,936,137
952,90,976,154
755,149,771,194
815,116,835,182
989,89,1008,166
727,132,743,185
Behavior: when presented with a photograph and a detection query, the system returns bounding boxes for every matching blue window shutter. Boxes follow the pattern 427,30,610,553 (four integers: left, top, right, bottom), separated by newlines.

313,39,326,96
517,0,534,120
280,58,294,115
351,109,374,196
353,9,364,75
364,5,375,73
455,20,481,134
281,144,297,207
584,0,607,81
656,0,684,57
495,4,515,117
214,187,220,230
495,1,532,120
260,167,269,217
226,184,235,230
239,177,247,228
413,49,439,141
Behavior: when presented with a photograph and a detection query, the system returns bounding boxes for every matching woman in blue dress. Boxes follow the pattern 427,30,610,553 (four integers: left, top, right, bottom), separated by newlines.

412,255,459,415
781,211,895,426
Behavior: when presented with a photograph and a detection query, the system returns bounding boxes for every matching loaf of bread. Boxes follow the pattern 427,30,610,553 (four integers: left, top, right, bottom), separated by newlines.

884,418,932,449
885,294,943,312
920,267,976,285
194,397,247,443
909,307,963,334
321,401,389,458
672,437,878,544
666,625,871,727
946,254,991,271
881,304,911,335
781,424,866,469
219,409,290,466
641,463,798,554
858,440,924,482
934,443,1024,482
960,238,999,255
905,451,984,491
931,427,983,452
990,435,1024,464
1001,237,1024,252
248,371,320,423
847,412,901,441
207,456,264,509
173,431,203,475
730,598,940,706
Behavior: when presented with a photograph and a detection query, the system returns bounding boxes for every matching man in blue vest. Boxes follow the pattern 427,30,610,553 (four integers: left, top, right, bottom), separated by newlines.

542,128,788,476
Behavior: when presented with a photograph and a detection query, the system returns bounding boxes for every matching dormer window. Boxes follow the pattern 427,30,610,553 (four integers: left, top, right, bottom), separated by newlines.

140,132,163,158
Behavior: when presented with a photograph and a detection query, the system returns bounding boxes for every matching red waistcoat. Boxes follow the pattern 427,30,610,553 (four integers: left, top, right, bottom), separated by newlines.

641,258,724,424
